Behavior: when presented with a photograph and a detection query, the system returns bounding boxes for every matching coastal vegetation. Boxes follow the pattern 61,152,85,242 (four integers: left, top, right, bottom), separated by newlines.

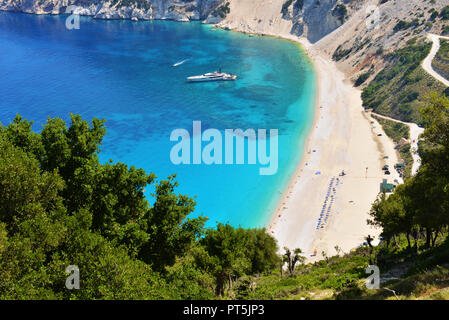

397,144,413,179
332,45,353,61
281,0,304,15
371,116,410,144
371,115,412,179
0,114,278,299
212,2,230,19
432,39,449,80
231,237,449,300
332,4,348,24
443,25,449,36
354,72,371,87
237,92,449,300
362,38,447,123
437,39,449,62
282,0,294,13
393,18,421,33
369,92,449,252
391,5,449,34
294,0,304,11
2,0,449,301
1,93,449,300
440,5,449,20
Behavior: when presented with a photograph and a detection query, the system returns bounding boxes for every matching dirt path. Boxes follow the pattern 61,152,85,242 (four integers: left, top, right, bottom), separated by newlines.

371,113,424,176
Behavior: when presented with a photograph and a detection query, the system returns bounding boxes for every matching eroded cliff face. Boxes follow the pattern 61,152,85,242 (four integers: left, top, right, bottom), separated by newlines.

0,0,226,21
281,0,349,43
0,0,356,43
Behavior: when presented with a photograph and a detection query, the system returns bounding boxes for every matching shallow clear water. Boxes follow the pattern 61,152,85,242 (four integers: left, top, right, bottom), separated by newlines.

0,11,316,228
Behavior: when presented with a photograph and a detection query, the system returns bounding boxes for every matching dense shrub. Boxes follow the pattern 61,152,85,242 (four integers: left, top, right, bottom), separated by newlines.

354,72,370,87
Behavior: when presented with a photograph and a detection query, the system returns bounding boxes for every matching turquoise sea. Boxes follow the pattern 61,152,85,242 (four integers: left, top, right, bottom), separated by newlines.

0,11,316,228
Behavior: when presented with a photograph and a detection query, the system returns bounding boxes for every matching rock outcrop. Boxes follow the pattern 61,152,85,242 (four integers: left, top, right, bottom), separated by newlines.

281,0,347,43
0,0,226,22
0,0,362,44
211,0,355,45
0,0,355,42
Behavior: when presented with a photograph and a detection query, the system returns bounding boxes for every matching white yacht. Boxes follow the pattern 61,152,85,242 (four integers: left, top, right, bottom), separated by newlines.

187,69,237,82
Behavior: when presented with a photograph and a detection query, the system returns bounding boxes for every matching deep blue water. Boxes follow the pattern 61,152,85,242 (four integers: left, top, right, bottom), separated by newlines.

0,11,316,228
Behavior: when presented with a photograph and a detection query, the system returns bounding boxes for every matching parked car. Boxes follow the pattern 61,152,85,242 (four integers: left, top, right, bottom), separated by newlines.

385,170,391,175
382,165,389,170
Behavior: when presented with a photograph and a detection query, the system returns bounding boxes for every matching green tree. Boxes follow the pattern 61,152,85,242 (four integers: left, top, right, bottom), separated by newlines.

40,114,106,213
165,248,215,299
87,162,154,255
369,93,449,250
282,247,305,275
246,228,279,274
140,175,207,272
201,223,251,296
0,114,43,158
201,224,279,296
0,134,65,230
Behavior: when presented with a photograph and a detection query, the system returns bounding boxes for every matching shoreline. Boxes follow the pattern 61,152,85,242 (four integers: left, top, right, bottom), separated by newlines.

266,39,321,237
267,48,385,261
260,39,319,234
2,10,393,261
214,26,395,261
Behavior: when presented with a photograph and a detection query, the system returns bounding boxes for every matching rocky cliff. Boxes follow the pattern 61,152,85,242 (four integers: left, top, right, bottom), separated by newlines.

0,0,354,41
212,0,354,43
0,0,226,22
280,0,349,43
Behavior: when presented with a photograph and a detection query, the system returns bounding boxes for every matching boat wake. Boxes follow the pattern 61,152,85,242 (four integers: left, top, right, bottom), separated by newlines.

172,59,189,67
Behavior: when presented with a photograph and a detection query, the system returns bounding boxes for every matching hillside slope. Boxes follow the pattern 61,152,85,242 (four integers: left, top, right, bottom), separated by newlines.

218,0,449,83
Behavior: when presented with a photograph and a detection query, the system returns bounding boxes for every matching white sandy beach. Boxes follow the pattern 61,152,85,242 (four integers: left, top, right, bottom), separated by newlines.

217,0,404,261
266,49,401,262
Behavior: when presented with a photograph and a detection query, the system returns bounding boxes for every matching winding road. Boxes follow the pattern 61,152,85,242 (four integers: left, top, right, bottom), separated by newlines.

373,33,449,176
422,33,449,87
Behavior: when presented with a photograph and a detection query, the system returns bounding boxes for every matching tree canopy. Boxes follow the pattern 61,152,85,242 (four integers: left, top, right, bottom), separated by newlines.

369,93,449,249
0,114,280,299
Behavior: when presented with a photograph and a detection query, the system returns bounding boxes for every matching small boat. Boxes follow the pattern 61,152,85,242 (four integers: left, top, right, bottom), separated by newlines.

187,69,237,82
